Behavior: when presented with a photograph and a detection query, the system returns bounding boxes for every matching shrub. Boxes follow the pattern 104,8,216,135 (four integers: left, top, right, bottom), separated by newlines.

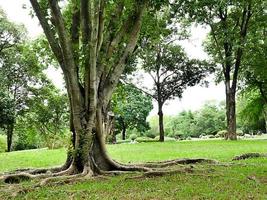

236,129,244,136
145,131,157,139
186,136,192,140
216,130,228,138
129,133,137,141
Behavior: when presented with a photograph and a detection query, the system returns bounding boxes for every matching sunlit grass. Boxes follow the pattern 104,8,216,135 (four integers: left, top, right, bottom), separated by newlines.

0,140,267,199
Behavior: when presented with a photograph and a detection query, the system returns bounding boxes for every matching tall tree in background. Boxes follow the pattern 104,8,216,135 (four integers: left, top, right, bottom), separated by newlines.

173,0,264,140
240,9,267,129
27,83,69,149
27,0,168,176
237,89,266,134
0,8,45,151
134,42,211,141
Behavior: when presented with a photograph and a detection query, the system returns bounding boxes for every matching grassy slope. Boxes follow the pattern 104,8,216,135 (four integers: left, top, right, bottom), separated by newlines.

0,140,267,200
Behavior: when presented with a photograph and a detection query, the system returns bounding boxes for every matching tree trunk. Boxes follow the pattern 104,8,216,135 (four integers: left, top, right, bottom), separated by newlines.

29,0,147,176
6,122,14,152
121,119,126,140
225,82,237,140
263,105,267,134
158,103,164,142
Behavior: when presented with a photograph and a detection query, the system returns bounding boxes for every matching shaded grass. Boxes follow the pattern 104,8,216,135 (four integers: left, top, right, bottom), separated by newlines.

0,135,6,153
0,140,267,199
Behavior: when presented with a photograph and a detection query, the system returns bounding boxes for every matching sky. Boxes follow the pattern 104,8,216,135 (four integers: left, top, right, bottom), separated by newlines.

0,0,225,116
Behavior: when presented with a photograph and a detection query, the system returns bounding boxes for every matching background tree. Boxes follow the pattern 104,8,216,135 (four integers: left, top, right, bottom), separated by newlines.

0,91,15,151
111,84,152,140
148,101,226,139
0,8,22,54
134,42,212,141
173,0,264,140
26,83,69,149
237,89,266,134
0,9,45,151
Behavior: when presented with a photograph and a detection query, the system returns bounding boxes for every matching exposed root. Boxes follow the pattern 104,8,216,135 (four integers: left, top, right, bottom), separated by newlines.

135,158,218,168
232,153,267,161
125,167,195,180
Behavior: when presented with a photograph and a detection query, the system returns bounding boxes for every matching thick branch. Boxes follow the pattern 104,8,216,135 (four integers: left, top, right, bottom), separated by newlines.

29,0,63,65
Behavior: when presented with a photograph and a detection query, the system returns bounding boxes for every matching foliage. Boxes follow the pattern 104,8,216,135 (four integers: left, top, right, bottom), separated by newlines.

173,0,265,139
0,7,24,55
0,91,15,130
0,8,48,151
193,101,226,136
111,84,153,138
149,101,226,138
237,89,266,134
23,83,69,149
129,133,137,141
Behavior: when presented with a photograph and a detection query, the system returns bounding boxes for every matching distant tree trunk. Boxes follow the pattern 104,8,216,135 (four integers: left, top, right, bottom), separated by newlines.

6,122,14,152
259,84,267,133
158,102,164,142
263,105,267,134
120,118,127,140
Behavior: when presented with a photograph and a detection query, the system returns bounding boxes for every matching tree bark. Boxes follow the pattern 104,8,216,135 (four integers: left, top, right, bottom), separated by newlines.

225,81,237,140
6,122,14,152
263,105,267,134
120,118,126,140
29,0,147,176
158,102,164,142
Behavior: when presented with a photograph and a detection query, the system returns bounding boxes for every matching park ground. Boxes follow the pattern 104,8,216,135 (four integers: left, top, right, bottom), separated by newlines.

0,139,267,199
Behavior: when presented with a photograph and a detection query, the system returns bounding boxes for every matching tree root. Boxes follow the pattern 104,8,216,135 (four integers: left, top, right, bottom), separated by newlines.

232,153,267,161
124,165,218,180
135,158,218,168
0,157,218,190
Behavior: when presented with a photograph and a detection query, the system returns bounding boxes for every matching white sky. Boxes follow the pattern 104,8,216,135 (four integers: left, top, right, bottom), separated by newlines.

0,0,225,116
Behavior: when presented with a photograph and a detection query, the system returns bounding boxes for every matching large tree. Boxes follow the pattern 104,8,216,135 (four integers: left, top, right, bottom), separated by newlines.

19,0,170,177
173,0,264,140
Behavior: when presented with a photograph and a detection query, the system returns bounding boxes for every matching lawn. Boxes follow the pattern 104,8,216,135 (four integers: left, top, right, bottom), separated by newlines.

0,140,267,199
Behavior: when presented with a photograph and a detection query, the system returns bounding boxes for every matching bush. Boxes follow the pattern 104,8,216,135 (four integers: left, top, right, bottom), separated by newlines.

144,131,157,139
236,129,244,136
186,136,192,140
129,133,137,141
12,130,41,151
216,130,227,138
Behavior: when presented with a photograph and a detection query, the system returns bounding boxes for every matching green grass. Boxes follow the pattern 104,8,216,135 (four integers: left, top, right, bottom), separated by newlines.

0,140,267,199
0,135,6,152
